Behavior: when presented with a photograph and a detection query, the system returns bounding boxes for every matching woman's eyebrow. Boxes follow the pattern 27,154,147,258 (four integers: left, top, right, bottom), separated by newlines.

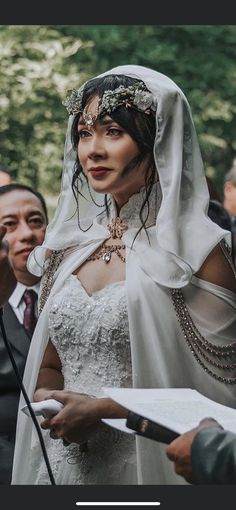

99,118,114,126
78,118,86,126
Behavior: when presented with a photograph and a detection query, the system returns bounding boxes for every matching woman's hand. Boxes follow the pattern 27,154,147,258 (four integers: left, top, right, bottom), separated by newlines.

40,390,128,445
33,388,57,402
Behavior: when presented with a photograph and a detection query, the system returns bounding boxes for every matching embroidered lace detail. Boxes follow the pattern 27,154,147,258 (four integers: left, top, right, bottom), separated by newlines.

171,288,236,384
39,250,65,314
35,276,136,484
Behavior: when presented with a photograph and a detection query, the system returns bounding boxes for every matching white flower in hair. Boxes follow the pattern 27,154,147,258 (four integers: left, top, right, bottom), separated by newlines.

62,81,155,119
62,87,84,115
133,88,153,111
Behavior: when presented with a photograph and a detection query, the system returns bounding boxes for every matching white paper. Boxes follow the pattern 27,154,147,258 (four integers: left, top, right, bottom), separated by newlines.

102,387,236,435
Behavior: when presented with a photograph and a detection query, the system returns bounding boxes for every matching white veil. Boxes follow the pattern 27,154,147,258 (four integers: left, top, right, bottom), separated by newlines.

12,64,232,485
28,64,230,287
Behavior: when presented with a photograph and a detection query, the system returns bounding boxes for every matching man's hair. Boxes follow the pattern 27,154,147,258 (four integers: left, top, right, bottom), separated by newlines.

0,183,48,222
224,159,236,185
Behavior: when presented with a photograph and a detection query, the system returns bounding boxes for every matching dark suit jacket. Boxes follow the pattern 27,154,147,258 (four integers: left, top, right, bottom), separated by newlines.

192,427,236,484
0,303,31,484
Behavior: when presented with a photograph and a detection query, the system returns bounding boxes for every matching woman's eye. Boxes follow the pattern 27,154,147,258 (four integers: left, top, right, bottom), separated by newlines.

78,130,91,138
107,128,122,136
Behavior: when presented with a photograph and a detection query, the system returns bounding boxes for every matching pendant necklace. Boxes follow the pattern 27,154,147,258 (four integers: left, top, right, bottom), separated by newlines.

87,217,128,264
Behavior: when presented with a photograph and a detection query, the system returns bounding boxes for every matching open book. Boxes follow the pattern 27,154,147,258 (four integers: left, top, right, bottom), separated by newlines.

101,388,236,444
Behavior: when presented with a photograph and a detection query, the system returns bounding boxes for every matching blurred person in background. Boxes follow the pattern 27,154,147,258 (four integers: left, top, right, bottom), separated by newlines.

206,176,232,230
0,167,12,186
223,159,236,217
223,160,236,264
206,176,234,263
0,226,16,306
0,183,47,484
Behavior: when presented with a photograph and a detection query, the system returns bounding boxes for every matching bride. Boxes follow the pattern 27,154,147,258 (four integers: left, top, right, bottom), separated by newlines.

12,65,236,485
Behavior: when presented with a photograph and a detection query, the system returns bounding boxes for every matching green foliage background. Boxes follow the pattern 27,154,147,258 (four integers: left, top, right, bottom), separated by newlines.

1,25,236,204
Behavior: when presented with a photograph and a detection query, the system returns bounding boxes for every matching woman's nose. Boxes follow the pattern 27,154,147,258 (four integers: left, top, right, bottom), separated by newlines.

88,135,106,159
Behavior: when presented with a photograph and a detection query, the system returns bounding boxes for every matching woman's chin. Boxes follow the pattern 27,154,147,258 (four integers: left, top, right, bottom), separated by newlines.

88,180,112,195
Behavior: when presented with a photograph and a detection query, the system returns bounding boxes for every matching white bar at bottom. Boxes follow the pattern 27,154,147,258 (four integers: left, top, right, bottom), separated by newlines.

76,503,161,506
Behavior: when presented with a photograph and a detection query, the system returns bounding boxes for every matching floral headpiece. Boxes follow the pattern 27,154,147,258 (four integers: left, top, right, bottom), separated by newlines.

62,82,155,127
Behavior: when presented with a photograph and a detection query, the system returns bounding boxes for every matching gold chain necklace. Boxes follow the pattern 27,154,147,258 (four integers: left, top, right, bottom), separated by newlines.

87,242,126,263
87,217,128,264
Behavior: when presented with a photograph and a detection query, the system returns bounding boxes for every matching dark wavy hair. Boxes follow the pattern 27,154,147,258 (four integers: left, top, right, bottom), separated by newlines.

71,74,157,240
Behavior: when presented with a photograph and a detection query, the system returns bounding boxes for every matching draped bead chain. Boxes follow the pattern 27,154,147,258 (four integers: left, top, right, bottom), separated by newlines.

171,239,236,384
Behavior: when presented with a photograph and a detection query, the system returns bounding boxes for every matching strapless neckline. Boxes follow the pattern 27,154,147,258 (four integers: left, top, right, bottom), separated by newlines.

69,273,125,298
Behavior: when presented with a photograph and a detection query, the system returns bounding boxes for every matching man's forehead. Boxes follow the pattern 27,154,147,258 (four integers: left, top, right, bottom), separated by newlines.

0,190,44,215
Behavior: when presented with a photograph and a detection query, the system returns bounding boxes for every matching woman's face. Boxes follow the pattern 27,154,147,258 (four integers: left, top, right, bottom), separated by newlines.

77,96,149,208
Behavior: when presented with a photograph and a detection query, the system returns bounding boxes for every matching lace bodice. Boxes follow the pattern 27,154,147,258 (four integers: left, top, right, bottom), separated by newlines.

48,275,132,393
34,275,136,485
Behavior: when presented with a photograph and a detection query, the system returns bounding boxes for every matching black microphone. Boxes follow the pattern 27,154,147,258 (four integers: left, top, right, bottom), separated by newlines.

126,410,179,444
0,307,56,485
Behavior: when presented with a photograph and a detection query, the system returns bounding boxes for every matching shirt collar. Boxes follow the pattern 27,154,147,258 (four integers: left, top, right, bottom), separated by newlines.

9,281,40,309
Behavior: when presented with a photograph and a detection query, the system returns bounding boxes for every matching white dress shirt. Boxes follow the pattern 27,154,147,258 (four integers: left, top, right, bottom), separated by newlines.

8,281,40,324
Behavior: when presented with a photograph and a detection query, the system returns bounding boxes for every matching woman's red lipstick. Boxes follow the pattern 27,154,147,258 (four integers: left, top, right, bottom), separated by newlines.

89,167,111,178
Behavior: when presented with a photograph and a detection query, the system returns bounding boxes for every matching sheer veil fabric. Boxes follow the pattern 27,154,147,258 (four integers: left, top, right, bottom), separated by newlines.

11,65,234,485
28,64,230,285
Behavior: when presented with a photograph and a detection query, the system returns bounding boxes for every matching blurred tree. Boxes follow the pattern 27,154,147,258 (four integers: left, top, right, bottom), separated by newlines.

0,25,236,198
0,25,89,193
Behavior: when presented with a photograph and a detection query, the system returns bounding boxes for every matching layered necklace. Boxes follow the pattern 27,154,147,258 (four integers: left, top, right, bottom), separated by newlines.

87,217,128,264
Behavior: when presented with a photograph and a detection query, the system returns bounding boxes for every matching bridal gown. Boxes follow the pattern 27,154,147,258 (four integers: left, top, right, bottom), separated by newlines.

12,184,236,485
33,275,137,485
